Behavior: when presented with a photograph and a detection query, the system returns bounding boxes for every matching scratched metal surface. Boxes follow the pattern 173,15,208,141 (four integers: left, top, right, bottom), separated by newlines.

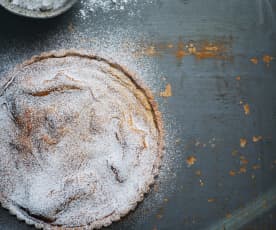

0,0,276,229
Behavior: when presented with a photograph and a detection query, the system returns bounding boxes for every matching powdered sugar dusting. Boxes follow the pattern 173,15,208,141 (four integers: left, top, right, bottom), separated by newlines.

78,0,154,19
0,51,163,228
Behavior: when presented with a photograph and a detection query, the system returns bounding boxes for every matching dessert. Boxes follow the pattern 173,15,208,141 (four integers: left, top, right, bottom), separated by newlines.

0,50,163,229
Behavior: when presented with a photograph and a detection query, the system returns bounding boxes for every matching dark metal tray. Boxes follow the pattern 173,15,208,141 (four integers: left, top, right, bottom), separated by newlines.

0,0,275,229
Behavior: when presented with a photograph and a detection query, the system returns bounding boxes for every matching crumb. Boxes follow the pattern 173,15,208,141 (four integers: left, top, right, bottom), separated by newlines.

251,173,256,180
208,198,215,203
145,46,158,56
175,139,181,145
252,136,262,143
252,164,261,170
239,100,243,105
156,214,163,219
186,156,197,166
163,198,169,203
240,138,247,148
195,170,201,176
199,179,204,187
262,55,273,67
68,23,74,32
195,140,201,147
167,44,174,48
160,84,172,97
187,44,197,54
250,57,258,64
240,157,249,165
229,170,236,176
226,213,232,219
236,76,241,81
232,150,238,157
239,166,247,174
243,104,250,115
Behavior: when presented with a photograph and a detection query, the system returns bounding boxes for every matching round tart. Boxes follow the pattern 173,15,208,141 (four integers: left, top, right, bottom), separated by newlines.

0,50,163,229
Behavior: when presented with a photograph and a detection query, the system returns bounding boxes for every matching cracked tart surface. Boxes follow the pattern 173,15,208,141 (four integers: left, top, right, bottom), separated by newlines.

0,50,163,229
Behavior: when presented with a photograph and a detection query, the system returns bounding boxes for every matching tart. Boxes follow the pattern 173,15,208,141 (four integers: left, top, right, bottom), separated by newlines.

0,50,163,229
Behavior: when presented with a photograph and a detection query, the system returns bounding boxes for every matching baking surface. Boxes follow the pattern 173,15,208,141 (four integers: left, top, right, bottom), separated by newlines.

0,0,276,229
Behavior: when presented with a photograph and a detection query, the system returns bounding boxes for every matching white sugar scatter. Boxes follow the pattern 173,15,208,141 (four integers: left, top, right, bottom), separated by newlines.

78,0,154,19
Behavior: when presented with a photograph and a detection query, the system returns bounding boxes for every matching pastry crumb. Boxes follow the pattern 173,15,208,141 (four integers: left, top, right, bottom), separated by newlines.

195,170,201,176
250,57,258,64
240,138,247,148
226,213,232,219
263,55,273,67
208,198,215,203
229,170,236,176
186,156,197,166
160,84,172,97
252,136,262,143
243,104,250,115
239,166,247,174
252,164,261,170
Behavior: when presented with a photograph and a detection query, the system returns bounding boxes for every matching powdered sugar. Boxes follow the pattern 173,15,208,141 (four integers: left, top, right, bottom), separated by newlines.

10,0,67,10
78,0,154,19
0,51,163,228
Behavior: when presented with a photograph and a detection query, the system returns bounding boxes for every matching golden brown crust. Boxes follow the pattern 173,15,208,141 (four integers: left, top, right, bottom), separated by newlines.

0,49,164,230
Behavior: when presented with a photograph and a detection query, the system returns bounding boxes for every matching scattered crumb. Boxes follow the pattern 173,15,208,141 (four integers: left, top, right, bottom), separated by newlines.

186,156,197,167
236,76,241,81
156,214,163,219
195,170,201,176
239,166,247,174
232,150,238,157
243,104,250,115
175,40,186,60
163,198,169,203
251,173,256,180
226,213,232,219
240,138,247,148
250,57,258,64
262,55,273,67
145,46,158,56
239,100,243,105
229,170,236,176
167,44,174,48
68,23,74,33
252,164,261,170
160,84,172,97
208,198,215,203
240,158,248,165
187,43,197,54
252,136,262,143
175,139,181,145
195,140,201,147
199,179,204,187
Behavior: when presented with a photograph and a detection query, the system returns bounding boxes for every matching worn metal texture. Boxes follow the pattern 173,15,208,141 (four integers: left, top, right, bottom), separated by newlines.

0,0,276,229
